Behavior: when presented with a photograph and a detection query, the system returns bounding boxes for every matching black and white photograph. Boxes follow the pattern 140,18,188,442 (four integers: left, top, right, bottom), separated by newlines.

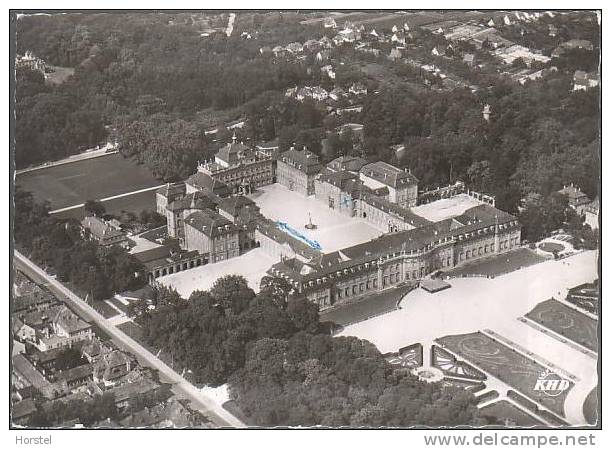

6,3,605,445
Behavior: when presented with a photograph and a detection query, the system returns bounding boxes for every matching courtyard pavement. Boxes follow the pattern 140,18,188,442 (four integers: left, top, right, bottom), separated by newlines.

250,184,383,253
339,250,598,426
159,248,276,297
411,193,483,222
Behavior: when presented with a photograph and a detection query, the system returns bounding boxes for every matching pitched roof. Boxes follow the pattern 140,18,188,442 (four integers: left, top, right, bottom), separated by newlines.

218,195,257,216
156,183,186,198
216,140,252,165
81,216,125,242
327,155,368,173
186,172,231,197
270,204,518,283
12,398,37,420
184,210,237,238
360,161,418,188
279,149,321,175
55,363,93,383
52,305,91,334
166,191,217,213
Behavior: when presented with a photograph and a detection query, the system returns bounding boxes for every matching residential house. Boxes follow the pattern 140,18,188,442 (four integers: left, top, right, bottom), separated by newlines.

558,184,591,215
573,70,599,91
81,216,128,248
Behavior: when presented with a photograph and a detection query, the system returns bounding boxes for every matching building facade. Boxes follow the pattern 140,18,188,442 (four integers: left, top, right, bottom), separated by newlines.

183,210,240,263
359,161,419,208
276,148,322,196
196,137,274,194
268,204,521,310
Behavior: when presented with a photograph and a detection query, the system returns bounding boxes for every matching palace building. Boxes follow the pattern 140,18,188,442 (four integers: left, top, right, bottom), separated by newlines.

155,145,521,312
268,204,521,309
276,148,322,196
195,135,274,195
359,161,419,208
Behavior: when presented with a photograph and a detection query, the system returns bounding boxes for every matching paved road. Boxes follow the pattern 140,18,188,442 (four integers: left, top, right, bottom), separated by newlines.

15,147,119,176
13,250,246,428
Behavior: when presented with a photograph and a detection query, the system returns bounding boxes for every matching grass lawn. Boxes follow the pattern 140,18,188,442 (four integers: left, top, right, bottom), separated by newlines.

437,331,572,417
53,190,157,221
480,400,545,427
16,153,159,210
116,321,145,342
583,387,598,425
446,248,547,278
91,300,121,319
526,299,598,352
106,296,130,315
320,284,414,327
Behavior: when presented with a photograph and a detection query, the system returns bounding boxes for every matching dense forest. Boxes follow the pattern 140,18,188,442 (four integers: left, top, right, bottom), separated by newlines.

15,13,599,207
14,189,145,300
129,277,484,427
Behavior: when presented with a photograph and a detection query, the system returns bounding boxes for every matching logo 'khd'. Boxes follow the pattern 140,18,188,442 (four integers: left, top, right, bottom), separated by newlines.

533,369,570,397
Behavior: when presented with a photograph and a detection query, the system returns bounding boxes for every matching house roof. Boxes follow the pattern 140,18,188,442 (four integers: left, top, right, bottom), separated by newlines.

327,155,368,173
12,291,56,313
218,195,257,217
186,172,231,197
12,354,51,389
270,204,517,283
216,140,252,165
279,149,322,175
558,185,590,202
12,398,37,420
52,305,91,334
184,209,237,238
156,183,186,198
360,161,419,188
166,191,217,213
55,363,93,383
107,376,159,404
81,216,125,243
20,304,64,328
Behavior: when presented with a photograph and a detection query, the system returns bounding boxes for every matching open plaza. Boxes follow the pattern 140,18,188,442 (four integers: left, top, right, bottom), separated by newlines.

339,249,598,426
251,183,384,253
159,248,276,297
410,193,484,222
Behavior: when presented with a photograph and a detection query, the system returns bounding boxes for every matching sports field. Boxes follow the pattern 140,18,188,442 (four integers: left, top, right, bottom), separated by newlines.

526,299,598,352
53,190,158,220
16,153,160,210
250,184,383,253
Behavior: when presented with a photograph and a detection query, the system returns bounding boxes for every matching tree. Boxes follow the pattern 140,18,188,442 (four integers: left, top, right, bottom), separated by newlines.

259,275,293,309
84,199,106,217
209,275,255,315
286,297,320,333
54,347,85,371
